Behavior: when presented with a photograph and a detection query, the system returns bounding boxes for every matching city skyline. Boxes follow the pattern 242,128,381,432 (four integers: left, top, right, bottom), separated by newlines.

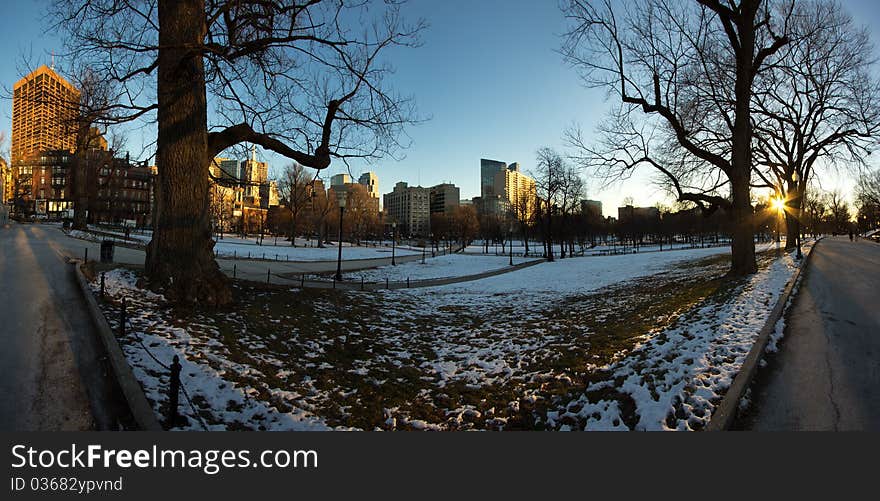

2,0,880,217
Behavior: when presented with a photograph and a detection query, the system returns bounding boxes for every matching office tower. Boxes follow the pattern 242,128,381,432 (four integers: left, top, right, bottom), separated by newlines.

358,171,379,199
480,159,507,198
383,182,431,237
12,65,80,164
429,183,460,215
330,173,351,187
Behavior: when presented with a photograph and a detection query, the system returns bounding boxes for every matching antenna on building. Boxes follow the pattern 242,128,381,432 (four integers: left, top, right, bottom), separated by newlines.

50,50,55,71
251,144,256,162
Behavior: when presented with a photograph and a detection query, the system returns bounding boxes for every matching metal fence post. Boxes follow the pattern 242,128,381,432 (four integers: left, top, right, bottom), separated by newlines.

386,277,389,289
267,268,270,283
166,355,181,427
84,247,88,263
361,277,364,291
119,297,126,337
407,277,410,288
233,264,237,279
100,272,106,300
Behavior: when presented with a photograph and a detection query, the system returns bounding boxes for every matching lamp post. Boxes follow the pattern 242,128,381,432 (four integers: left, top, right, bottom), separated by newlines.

391,221,397,266
335,196,346,282
430,232,435,258
792,172,803,259
509,224,514,266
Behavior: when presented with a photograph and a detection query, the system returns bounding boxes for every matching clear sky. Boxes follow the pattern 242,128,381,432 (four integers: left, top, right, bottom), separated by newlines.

2,0,879,217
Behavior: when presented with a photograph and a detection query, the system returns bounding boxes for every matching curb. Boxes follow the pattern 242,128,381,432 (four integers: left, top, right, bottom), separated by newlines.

73,262,163,431
706,238,822,431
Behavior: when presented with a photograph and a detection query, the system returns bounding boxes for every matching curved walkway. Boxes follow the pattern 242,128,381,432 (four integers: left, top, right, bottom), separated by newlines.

269,257,546,290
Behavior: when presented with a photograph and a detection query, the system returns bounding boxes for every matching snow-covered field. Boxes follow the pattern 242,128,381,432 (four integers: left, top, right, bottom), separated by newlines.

547,240,815,431
89,240,803,431
346,254,537,282
211,240,419,261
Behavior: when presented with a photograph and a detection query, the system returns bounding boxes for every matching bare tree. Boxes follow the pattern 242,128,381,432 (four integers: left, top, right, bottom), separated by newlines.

532,147,566,262
856,169,880,231
752,0,880,249
825,190,851,233
65,68,118,229
308,183,334,247
51,0,425,304
513,188,534,256
857,169,880,209
276,163,314,246
561,0,792,276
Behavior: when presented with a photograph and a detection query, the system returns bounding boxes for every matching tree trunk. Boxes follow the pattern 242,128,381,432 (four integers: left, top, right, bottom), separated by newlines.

727,4,758,277
783,181,802,251
546,205,554,262
145,0,231,305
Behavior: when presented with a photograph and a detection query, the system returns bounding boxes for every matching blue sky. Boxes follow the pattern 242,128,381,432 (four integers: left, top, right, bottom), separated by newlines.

2,0,879,216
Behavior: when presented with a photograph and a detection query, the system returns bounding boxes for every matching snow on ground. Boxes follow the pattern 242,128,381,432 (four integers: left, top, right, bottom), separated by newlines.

549,240,816,431
90,269,335,431
463,239,731,255
88,240,800,431
346,254,538,282
400,243,775,312
70,227,422,262
212,240,419,261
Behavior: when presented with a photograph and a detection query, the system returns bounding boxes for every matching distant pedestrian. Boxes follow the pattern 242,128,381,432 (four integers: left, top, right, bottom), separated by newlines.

849,229,854,241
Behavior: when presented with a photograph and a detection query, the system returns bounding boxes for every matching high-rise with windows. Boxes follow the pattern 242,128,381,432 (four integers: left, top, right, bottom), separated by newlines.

358,172,379,199
383,182,430,237
480,159,507,198
493,164,536,220
12,65,80,165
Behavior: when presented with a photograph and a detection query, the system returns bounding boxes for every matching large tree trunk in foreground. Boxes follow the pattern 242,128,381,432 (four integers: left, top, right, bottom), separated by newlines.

145,0,231,305
726,3,759,277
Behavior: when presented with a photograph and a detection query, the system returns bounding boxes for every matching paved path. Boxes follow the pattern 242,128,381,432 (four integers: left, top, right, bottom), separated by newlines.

55,225,437,273
0,223,126,430
745,237,880,431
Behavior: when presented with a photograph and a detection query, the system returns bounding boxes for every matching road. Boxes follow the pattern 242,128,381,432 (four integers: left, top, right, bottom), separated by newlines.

0,222,127,430
745,237,880,431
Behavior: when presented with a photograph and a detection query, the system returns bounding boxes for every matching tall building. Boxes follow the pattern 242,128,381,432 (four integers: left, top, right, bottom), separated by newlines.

480,159,507,198
383,182,430,237
429,183,460,215
358,172,379,199
12,65,80,165
330,173,351,187
493,164,536,219
581,200,603,219
210,158,241,182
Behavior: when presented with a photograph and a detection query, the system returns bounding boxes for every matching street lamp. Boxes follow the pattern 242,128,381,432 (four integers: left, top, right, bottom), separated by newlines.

391,221,397,266
334,196,346,282
430,232,435,258
792,172,803,259
509,223,514,266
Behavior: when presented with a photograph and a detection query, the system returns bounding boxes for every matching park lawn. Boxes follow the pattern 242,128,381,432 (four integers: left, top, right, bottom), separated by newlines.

89,241,800,431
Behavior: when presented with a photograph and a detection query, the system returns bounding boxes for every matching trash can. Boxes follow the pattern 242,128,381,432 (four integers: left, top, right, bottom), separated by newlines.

100,240,115,263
